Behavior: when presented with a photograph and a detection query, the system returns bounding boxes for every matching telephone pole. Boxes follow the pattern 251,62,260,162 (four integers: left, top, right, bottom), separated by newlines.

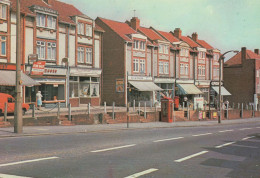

14,0,23,133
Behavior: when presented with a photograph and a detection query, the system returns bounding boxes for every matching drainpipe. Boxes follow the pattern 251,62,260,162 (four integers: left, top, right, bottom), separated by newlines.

66,24,70,107
174,49,177,98
193,51,196,85
125,41,128,107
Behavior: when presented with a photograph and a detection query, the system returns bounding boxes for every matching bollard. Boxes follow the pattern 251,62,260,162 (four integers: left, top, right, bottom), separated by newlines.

253,104,255,117
88,103,91,115
133,100,135,112
150,99,152,109
144,102,147,119
32,103,35,118
138,102,140,115
154,102,157,121
104,102,107,114
57,102,60,119
246,104,248,110
183,102,185,110
4,102,7,122
68,103,71,121
241,103,243,118
197,103,199,111
238,103,240,110
233,102,234,109
187,101,190,120
127,102,130,128
226,102,229,119
112,102,115,119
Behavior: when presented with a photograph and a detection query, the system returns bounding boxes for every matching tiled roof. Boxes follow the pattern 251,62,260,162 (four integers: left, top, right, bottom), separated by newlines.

94,24,105,32
157,30,180,43
180,36,200,48
197,39,214,50
9,0,85,24
138,27,164,41
98,17,136,41
225,50,260,66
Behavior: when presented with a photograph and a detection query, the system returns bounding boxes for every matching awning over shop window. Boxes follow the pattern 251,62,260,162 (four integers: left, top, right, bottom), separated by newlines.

212,86,231,96
0,70,40,86
177,84,203,95
129,81,162,91
35,78,65,84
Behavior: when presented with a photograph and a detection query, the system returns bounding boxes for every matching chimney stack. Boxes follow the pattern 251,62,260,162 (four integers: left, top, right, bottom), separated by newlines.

241,47,246,63
192,32,198,41
254,49,259,55
130,17,140,31
173,28,182,39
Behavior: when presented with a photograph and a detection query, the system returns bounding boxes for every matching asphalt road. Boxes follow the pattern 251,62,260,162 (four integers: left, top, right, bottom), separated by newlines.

0,123,260,178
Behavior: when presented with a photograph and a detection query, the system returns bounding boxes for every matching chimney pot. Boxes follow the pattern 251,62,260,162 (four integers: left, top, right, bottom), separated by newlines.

173,28,182,39
254,49,259,55
192,32,198,41
241,47,246,63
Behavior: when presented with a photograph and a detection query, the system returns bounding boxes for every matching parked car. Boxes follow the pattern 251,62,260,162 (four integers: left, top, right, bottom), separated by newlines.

0,93,29,115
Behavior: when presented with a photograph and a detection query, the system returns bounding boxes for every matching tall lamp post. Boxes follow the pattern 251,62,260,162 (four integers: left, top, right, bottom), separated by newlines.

218,50,238,123
62,58,70,107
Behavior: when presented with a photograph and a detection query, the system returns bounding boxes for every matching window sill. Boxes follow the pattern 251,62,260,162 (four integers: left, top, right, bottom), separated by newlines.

37,27,57,32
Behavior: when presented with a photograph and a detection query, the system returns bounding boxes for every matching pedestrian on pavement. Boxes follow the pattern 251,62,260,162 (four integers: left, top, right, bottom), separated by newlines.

36,91,43,110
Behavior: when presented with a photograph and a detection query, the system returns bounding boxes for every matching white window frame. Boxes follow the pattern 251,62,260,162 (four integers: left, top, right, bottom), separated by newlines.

47,42,56,60
159,61,164,74
86,48,92,64
47,15,56,29
77,23,84,35
36,41,46,59
133,59,139,72
180,63,184,74
181,48,189,57
77,47,84,63
185,64,189,75
36,13,46,27
133,40,139,50
0,36,6,56
86,24,92,37
159,44,163,54
0,4,7,20
140,41,145,51
140,59,145,73
164,62,169,74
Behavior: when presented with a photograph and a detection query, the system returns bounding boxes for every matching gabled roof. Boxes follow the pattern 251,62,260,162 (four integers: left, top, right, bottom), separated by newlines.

94,24,105,32
9,0,86,24
138,27,165,42
98,17,136,41
225,50,260,66
157,30,180,43
180,36,200,48
197,39,214,50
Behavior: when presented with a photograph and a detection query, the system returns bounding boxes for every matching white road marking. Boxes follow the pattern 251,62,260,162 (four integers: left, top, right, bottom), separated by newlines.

256,127,260,129
239,128,252,131
153,137,183,143
242,136,255,140
0,173,32,178
219,129,234,133
174,151,209,162
192,133,212,137
0,157,59,167
215,142,235,148
91,144,136,153
124,168,158,178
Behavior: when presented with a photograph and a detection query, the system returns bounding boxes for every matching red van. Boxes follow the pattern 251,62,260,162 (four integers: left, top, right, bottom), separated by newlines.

0,93,30,115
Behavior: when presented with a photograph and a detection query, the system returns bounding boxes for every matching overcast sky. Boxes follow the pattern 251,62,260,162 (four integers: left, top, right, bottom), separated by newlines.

62,0,260,59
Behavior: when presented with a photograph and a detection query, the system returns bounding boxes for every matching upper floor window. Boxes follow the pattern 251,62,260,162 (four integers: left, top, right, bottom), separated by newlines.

159,44,169,54
213,67,219,77
133,59,139,72
36,13,56,29
199,51,206,59
140,59,145,73
78,23,93,37
180,63,189,75
198,65,205,76
0,4,7,20
180,48,189,57
159,61,169,74
0,36,6,56
214,53,219,60
37,41,56,61
133,40,145,51
77,47,93,64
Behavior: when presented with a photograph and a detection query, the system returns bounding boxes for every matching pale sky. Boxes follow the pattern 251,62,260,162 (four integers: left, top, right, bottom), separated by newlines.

62,0,260,59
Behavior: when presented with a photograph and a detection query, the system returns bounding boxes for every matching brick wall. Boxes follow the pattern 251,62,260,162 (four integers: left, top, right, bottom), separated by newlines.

70,98,79,107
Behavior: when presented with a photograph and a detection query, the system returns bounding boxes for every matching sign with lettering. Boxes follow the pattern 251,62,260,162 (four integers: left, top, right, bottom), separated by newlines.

31,61,46,75
0,64,16,70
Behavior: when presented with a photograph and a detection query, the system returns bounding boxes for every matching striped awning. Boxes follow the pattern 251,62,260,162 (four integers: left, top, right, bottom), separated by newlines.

129,81,162,91
0,70,40,86
212,86,231,96
177,84,203,95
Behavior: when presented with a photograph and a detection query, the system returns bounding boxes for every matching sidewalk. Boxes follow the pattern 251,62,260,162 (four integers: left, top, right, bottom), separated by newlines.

0,117,259,138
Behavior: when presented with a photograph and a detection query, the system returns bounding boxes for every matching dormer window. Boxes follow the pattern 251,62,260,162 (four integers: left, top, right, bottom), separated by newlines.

199,51,206,59
180,48,189,57
214,54,219,60
159,44,169,54
0,4,7,20
77,22,93,37
36,13,56,29
133,40,145,51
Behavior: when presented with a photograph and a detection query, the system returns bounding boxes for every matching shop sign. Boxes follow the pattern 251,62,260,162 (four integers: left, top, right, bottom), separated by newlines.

0,64,16,70
116,78,124,92
28,54,38,64
194,97,204,110
128,76,152,81
44,67,67,76
213,112,217,119
31,61,46,75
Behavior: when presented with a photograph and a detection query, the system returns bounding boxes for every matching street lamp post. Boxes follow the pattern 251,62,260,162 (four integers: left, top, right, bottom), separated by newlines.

62,58,70,107
218,50,238,123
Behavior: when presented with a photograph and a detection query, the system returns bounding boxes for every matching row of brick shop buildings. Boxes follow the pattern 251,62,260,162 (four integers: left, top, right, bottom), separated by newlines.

1,0,259,108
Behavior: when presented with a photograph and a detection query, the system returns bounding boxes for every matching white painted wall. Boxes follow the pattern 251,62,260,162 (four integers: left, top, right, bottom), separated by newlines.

59,33,66,65
94,39,100,68
77,36,92,45
69,35,75,66
25,27,34,64
11,24,16,63
36,29,56,40
0,22,7,32
11,12,16,23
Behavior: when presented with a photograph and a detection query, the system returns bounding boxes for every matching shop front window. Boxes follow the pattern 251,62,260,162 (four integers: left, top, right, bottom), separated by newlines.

71,76,100,97
39,84,65,101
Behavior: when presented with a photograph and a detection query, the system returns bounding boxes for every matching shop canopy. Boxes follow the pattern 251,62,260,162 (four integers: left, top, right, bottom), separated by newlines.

177,84,203,95
0,70,40,86
129,81,162,91
212,86,231,96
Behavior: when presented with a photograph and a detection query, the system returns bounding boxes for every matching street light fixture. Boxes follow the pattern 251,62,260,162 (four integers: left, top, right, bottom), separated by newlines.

62,58,70,107
218,50,239,123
